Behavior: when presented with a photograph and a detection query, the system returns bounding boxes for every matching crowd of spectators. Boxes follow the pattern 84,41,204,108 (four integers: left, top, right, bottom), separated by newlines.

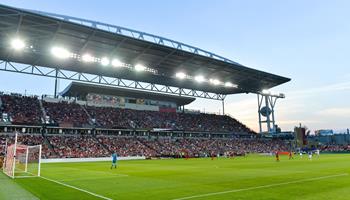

87,106,253,133
2,133,350,159
0,134,54,158
96,136,155,157
46,135,109,158
0,94,42,125
1,94,253,133
43,101,90,127
1,134,290,158
320,145,350,152
0,94,288,159
138,138,290,157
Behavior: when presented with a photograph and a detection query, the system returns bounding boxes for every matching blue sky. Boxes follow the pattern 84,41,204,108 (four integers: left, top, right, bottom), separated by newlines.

0,0,349,133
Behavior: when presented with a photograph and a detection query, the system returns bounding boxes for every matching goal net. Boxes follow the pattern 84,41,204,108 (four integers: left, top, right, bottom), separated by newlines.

3,134,42,178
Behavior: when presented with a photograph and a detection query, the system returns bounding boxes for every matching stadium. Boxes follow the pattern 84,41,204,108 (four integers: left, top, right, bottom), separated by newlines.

0,2,350,200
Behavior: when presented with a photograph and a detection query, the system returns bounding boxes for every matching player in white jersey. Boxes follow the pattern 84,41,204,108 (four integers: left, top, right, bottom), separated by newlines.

308,151,312,160
315,149,320,158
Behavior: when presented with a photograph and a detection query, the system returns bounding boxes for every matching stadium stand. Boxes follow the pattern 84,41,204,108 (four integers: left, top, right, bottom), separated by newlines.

0,133,54,158
43,101,91,127
320,145,350,152
0,93,294,159
0,94,254,133
0,133,291,159
0,94,42,125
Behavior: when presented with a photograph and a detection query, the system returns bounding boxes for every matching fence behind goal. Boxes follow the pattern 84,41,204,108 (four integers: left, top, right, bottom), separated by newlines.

3,142,42,178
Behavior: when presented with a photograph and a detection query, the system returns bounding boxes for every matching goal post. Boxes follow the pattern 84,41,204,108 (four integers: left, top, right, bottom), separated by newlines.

3,133,42,178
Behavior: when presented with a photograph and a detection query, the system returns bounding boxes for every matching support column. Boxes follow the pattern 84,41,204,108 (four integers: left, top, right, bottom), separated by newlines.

257,94,263,133
265,96,271,132
257,93,284,134
222,99,225,115
54,69,58,98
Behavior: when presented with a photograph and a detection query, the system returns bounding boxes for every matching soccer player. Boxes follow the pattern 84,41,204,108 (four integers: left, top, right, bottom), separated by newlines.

308,151,312,160
185,151,190,160
111,152,117,169
275,151,280,162
211,151,215,160
315,149,320,158
288,151,294,160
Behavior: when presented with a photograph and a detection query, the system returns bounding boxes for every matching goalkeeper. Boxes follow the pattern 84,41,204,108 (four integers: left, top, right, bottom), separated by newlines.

111,152,118,169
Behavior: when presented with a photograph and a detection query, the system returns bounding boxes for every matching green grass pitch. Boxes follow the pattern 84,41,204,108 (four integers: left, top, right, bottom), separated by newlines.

1,154,350,200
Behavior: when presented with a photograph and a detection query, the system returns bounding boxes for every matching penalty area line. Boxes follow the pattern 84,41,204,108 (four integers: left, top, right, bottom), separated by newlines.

39,175,113,200
173,173,349,200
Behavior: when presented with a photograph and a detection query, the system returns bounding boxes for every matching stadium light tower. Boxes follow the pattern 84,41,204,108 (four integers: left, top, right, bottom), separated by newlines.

257,90,285,134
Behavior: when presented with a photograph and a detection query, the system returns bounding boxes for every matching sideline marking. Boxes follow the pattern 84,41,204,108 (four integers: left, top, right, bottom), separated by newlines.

59,174,128,182
39,175,113,200
173,173,349,200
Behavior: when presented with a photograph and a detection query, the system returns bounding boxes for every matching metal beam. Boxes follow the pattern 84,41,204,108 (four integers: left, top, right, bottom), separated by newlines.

0,60,226,101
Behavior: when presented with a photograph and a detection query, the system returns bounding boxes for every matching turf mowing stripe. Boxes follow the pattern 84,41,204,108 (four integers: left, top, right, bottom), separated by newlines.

0,173,39,200
39,176,113,200
59,174,128,182
173,173,349,200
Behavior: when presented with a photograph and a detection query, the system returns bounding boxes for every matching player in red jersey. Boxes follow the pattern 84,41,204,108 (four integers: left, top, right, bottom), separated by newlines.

275,151,280,162
288,151,294,160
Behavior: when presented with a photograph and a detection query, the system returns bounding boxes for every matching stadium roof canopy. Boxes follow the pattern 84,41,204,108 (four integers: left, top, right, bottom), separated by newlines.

60,82,195,106
0,4,290,98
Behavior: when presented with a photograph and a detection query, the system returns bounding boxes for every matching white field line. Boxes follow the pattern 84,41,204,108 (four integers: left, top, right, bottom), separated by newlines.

15,175,36,179
59,174,128,182
39,175,113,200
173,173,349,200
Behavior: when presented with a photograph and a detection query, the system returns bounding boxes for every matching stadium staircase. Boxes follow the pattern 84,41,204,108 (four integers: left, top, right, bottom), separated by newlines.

38,99,48,124
41,133,58,157
77,104,110,153
80,105,98,126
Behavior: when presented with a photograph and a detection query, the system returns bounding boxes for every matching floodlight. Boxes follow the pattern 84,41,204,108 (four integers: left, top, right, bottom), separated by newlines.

135,64,146,72
225,82,233,87
11,38,25,50
209,79,221,85
51,47,70,59
225,82,237,87
82,54,94,62
194,75,205,83
112,59,123,67
175,72,186,79
262,89,270,94
100,57,110,66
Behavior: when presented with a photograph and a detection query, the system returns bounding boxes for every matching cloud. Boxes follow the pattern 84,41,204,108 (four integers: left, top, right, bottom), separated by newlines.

277,120,321,125
316,107,350,117
289,81,350,97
